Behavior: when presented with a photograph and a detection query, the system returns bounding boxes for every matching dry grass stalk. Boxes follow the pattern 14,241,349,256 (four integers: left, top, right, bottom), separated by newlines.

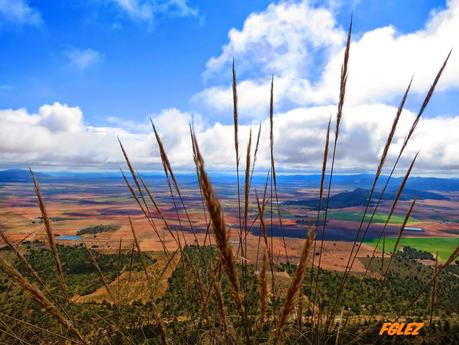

272,229,314,344
139,175,181,249
210,265,234,345
121,140,207,307
269,76,289,263
128,217,151,282
30,169,76,323
316,17,352,280
82,240,119,309
333,151,418,323
315,20,352,338
0,254,87,344
0,229,59,305
354,53,452,281
249,122,262,188
310,116,331,326
255,188,277,306
393,245,458,322
255,171,270,267
190,127,251,343
242,127,252,257
150,123,194,247
128,217,168,345
401,50,451,154
151,121,199,245
337,79,413,287
190,124,211,246
118,138,151,214
120,169,169,253
429,252,439,327
232,59,244,259
257,249,268,331
383,199,416,277
327,154,418,332
361,153,419,279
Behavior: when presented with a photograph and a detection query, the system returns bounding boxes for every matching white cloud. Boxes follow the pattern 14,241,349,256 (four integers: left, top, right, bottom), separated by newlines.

108,0,198,23
198,0,459,117
65,49,103,71
2,1,458,175
1,102,458,174
0,0,42,26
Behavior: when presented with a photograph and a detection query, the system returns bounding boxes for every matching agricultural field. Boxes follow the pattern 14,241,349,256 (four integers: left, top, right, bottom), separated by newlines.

365,237,459,262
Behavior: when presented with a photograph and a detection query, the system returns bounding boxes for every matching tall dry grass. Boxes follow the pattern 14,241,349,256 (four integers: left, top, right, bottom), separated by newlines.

0,17,456,345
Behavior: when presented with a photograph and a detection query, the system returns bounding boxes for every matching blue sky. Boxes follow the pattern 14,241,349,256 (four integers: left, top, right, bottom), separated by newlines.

0,0,458,174
0,0,449,123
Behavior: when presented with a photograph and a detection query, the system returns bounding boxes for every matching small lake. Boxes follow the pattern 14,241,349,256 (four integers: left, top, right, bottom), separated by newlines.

57,235,81,241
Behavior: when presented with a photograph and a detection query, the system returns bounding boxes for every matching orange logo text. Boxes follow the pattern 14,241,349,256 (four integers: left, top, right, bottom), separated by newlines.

379,322,424,336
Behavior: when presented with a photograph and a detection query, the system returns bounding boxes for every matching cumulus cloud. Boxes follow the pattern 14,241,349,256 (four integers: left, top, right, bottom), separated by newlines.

108,0,198,24
2,0,459,175
198,0,459,118
0,0,42,26
65,49,103,71
1,102,458,174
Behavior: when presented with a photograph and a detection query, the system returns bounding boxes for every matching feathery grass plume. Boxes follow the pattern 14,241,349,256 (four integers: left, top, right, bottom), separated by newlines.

257,249,268,332
120,168,169,253
30,169,75,321
190,126,251,344
0,254,87,344
401,50,451,154
81,240,119,309
232,59,244,259
315,17,352,281
269,76,289,263
242,127,252,254
383,199,416,277
429,252,439,328
249,122,262,188
128,217,168,345
190,124,211,246
272,228,314,345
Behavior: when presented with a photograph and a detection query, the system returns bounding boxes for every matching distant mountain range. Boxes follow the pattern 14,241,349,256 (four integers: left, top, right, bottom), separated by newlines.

0,169,49,182
1,169,458,192
285,187,448,209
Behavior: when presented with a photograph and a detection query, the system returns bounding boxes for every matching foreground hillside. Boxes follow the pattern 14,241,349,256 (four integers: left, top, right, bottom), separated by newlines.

0,243,458,344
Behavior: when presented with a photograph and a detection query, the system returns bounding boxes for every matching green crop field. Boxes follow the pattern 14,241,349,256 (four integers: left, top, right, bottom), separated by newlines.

329,211,416,225
365,237,459,262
